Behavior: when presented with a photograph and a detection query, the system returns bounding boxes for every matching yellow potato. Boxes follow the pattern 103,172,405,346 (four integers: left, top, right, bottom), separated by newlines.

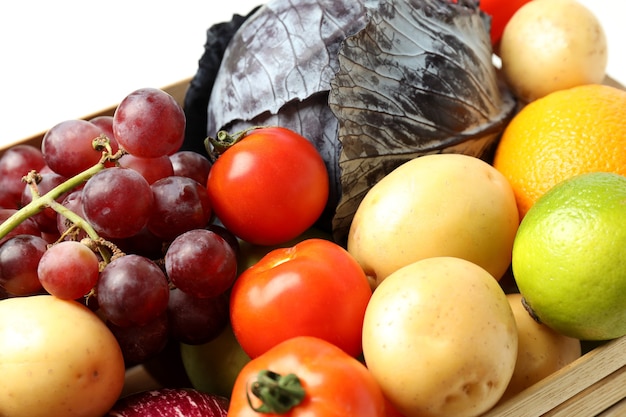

499,293,581,403
348,153,519,288
362,257,518,417
0,295,126,417
500,0,607,103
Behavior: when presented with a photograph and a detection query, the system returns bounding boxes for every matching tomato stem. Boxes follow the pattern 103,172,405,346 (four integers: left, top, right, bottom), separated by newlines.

246,370,306,414
204,125,271,161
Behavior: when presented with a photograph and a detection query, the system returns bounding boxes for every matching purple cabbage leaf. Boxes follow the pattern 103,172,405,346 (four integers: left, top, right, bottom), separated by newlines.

329,0,517,241
204,0,517,242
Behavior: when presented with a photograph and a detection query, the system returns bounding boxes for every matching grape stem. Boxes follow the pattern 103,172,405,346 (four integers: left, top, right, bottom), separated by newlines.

50,200,99,241
50,200,115,263
0,141,124,243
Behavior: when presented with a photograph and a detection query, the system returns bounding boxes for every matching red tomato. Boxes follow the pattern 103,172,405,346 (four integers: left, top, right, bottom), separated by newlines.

480,0,532,46
206,127,329,246
385,398,407,417
228,336,386,417
229,238,372,359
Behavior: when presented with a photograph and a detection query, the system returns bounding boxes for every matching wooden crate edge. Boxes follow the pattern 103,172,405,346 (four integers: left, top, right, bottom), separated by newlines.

482,335,626,416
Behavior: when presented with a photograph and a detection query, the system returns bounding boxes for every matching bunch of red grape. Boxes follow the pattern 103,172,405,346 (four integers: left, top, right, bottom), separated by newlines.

0,88,238,366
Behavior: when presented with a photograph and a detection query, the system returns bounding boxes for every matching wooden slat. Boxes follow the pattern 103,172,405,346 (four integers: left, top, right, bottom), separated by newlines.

598,397,626,416
544,365,626,416
482,336,626,416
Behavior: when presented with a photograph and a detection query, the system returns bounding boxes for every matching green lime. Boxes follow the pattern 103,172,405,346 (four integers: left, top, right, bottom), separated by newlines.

512,172,626,341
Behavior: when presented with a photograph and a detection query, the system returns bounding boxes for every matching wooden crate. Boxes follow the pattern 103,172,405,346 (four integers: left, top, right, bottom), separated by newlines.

483,336,626,416
2,77,624,416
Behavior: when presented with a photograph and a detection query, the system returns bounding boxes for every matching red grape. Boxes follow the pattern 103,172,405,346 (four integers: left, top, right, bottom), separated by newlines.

169,151,212,185
110,226,166,260
0,209,41,246
206,223,240,258
56,190,88,240
82,167,154,239
113,88,185,158
167,288,229,345
107,313,169,366
96,254,170,327
118,153,174,184
41,119,116,178
0,285,9,301
37,241,100,300
0,234,47,296
80,293,100,312
0,145,46,209
164,229,237,298
89,115,117,141
21,171,68,234
147,176,212,241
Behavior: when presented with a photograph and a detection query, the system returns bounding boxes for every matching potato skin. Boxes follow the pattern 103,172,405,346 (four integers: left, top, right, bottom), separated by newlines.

499,0,607,103
0,295,126,417
362,257,518,417
499,293,581,403
347,154,519,288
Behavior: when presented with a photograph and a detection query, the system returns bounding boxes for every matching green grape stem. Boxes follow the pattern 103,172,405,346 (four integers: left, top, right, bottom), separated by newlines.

0,142,124,243
0,163,104,240
49,200,99,241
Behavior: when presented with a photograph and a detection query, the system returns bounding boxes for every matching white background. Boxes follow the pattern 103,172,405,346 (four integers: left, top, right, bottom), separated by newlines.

0,0,624,148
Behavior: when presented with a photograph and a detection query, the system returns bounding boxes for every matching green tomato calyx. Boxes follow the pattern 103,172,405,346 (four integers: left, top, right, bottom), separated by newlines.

205,125,275,161
246,369,306,414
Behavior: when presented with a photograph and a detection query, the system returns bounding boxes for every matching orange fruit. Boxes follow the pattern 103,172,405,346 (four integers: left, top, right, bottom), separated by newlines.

493,84,626,219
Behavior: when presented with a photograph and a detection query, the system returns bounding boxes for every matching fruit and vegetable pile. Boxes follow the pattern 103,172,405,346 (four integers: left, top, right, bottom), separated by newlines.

0,0,624,416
